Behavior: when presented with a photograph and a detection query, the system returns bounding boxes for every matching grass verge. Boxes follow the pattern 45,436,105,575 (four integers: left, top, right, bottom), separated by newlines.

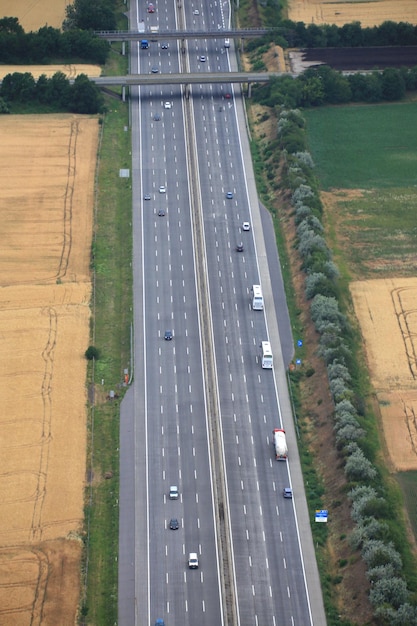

82,23,132,622
82,97,132,626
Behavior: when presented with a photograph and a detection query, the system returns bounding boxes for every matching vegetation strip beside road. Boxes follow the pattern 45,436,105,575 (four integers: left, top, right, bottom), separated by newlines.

82,38,132,624
245,89,417,625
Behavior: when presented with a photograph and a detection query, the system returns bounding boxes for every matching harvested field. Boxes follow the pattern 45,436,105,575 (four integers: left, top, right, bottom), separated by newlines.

0,0,70,32
0,65,102,81
288,0,417,28
350,278,417,471
0,114,98,624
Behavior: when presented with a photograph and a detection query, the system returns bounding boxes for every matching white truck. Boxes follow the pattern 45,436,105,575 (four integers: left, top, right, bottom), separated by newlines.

272,428,288,460
150,25,159,41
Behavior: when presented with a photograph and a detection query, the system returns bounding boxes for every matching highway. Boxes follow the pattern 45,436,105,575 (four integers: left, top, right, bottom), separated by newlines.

119,0,326,624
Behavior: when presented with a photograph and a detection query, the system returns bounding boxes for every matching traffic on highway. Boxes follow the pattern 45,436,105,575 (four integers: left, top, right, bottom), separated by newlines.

119,0,326,625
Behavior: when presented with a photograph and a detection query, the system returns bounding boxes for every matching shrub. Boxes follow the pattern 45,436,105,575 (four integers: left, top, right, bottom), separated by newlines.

85,345,100,360
335,422,364,444
370,576,409,609
350,517,388,549
329,377,353,403
305,272,336,299
345,446,377,481
294,150,315,169
328,361,351,383
292,183,314,205
294,203,312,224
362,539,402,572
335,399,357,417
367,563,397,582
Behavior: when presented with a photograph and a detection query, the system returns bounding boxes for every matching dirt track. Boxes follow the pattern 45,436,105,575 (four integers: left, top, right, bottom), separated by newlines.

0,114,97,624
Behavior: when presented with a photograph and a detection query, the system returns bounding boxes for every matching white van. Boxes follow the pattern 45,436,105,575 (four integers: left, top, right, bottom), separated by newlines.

252,285,264,310
224,38,230,48
188,553,199,568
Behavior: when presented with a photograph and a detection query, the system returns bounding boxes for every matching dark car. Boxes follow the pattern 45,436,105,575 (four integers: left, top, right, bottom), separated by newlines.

169,518,179,530
158,209,165,216
236,243,244,252
161,42,168,49
164,329,173,340
151,66,159,73
155,620,165,626
153,113,161,121
144,193,151,200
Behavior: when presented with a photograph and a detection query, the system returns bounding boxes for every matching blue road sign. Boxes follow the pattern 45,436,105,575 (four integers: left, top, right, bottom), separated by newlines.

315,509,328,523
297,339,303,347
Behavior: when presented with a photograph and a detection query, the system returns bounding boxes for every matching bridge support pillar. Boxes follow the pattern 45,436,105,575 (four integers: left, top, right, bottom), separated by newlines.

122,86,126,102
122,41,126,56
247,82,252,98
185,84,190,99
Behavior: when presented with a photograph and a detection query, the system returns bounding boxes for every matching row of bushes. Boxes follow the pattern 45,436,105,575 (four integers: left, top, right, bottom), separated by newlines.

0,72,104,114
0,17,110,64
253,64,417,110
279,108,417,624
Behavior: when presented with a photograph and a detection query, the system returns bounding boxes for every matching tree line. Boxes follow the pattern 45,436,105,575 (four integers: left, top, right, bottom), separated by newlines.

277,109,417,625
0,71,104,114
252,19,417,50
252,64,417,111
0,17,110,65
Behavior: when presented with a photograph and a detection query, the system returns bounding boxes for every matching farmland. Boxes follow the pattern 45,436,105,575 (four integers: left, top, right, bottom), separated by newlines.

287,0,417,27
304,103,417,521
0,114,98,624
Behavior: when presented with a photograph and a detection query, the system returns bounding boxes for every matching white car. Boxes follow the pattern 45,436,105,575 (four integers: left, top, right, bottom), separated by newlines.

164,101,172,109
242,221,250,231
193,9,200,15
159,185,166,193
169,485,179,500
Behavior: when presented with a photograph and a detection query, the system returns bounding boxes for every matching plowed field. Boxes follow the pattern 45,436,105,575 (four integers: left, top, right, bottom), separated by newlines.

0,114,98,624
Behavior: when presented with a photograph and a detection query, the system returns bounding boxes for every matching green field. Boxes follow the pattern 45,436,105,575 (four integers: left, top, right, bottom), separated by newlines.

396,471,417,552
304,103,417,279
304,103,417,190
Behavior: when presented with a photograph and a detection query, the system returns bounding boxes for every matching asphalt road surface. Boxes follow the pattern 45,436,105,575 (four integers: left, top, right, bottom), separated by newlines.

119,0,327,624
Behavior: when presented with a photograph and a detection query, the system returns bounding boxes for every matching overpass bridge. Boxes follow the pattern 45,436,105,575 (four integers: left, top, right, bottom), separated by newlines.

90,71,291,99
91,71,289,87
95,28,275,42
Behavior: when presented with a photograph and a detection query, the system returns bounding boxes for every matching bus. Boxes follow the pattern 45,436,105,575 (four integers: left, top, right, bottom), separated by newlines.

261,341,273,369
252,285,264,310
